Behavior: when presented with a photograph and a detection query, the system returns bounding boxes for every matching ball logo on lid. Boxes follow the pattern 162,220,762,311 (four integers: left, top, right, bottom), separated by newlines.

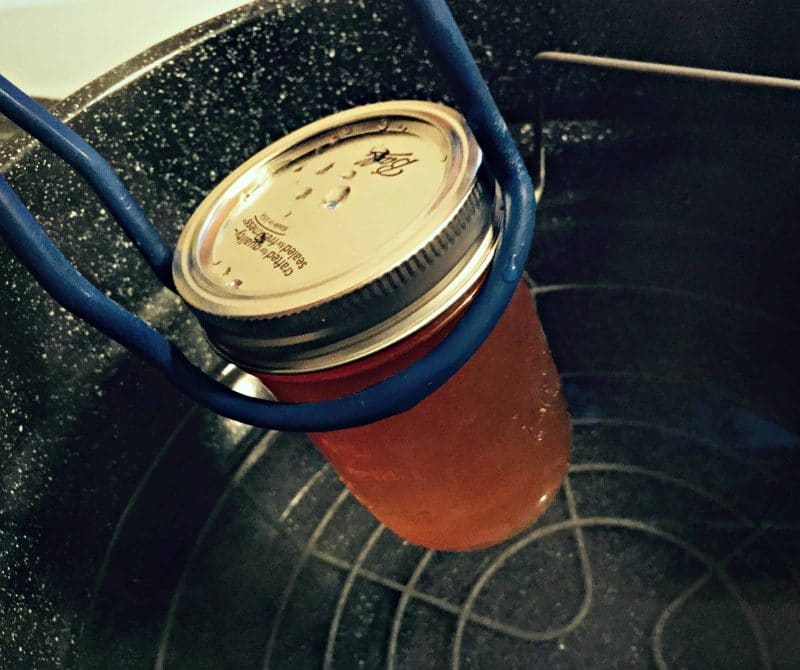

353,146,419,177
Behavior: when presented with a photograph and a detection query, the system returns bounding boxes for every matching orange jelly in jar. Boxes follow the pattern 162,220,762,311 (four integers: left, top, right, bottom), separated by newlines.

259,279,570,550
172,101,571,551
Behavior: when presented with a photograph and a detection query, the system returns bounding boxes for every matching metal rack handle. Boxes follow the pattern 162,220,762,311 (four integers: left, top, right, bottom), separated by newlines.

531,51,800,198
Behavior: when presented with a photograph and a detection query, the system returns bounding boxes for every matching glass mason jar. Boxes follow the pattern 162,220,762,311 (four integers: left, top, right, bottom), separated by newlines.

173,101,571,551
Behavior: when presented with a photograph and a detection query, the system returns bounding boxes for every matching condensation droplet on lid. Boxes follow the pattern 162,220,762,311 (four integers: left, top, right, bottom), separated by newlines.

322,185,351,209
226,279,243,289
341,169,357,180
316,162,335,175
295,187,312,200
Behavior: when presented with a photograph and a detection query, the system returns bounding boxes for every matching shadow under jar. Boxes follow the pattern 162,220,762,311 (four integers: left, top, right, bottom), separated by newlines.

172,101,571,551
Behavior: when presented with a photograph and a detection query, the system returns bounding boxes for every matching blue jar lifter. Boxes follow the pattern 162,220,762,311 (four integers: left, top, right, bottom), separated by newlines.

0,0,536,431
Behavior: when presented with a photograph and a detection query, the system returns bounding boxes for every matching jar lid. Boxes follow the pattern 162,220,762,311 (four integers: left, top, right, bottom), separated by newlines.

172,100,499,372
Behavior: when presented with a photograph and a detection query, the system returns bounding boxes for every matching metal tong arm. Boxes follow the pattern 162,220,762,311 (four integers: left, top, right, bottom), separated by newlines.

0,0,535,431
0,74,175,289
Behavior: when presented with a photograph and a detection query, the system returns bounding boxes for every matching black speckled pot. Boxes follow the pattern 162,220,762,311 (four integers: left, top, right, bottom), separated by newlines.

2,2,799,668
